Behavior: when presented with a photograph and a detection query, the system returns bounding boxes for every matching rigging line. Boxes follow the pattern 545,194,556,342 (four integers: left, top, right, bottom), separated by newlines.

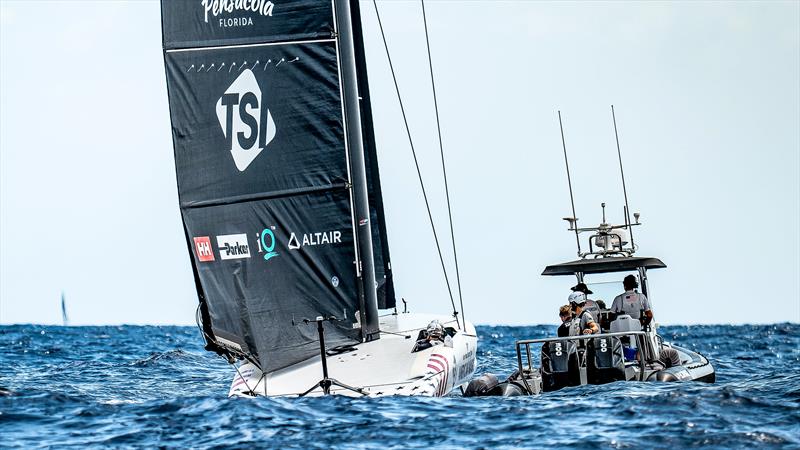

558,111,582,255
611,105,635,250
420,0,465,331
371,0,459,328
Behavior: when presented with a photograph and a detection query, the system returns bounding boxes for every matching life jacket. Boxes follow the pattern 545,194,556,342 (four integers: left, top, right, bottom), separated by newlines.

583,299,601,321
567,315,582,336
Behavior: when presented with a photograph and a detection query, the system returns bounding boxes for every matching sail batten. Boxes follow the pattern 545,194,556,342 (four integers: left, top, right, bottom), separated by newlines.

180,182,349,209
165,38,337,54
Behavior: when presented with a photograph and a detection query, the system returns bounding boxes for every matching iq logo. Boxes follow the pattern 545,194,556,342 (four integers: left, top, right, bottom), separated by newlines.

216,68,277,171
193,236,215,262
256,227,279,262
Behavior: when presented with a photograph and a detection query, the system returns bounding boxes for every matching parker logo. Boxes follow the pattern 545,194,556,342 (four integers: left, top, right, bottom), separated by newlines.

287,230,343,250
216,69,276,171
255,227,279,261
216,233,251,260
193,236,215,262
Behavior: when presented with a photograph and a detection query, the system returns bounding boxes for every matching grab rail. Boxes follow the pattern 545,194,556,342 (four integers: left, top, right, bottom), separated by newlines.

515,331,649,393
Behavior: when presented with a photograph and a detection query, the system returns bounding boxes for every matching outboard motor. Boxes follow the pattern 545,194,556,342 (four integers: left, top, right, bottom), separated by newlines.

464,373,503,397
540,340,580,392
586,336,625,384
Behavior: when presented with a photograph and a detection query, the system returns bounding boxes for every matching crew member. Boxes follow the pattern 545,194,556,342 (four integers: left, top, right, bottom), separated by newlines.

412,320,452,352
611,275,654,328
557,304,573,337
571,282,600,321
568,292,599,335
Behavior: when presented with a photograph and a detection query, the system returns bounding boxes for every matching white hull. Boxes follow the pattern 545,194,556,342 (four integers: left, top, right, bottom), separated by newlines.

229,313,477,397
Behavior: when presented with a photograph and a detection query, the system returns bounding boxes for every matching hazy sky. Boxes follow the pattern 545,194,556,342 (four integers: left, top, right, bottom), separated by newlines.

1,1,798,326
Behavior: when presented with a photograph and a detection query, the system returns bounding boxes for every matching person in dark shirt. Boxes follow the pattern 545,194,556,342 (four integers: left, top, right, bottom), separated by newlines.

557,304,573,337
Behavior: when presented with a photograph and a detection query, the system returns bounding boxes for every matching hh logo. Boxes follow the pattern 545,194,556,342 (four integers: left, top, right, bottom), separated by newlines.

216,69,276,171
193,236,215,262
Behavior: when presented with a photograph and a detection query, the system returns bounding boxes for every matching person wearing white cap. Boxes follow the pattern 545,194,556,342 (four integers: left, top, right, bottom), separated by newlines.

568,291,599,335
570,282,600,322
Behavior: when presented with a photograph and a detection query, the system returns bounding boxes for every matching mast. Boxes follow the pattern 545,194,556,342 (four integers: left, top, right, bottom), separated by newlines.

334,0,380,340
349,0,396,311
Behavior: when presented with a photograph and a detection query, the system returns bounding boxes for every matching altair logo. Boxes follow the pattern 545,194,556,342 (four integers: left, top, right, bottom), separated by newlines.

216,68,276,171
256,227,279,261
287,230,343,250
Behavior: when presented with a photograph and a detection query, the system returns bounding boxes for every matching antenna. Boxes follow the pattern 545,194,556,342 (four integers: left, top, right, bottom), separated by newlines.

558,111,581,255
611,105,635,251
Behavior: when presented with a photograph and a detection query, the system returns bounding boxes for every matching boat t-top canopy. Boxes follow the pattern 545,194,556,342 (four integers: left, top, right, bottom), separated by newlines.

541,256,666,276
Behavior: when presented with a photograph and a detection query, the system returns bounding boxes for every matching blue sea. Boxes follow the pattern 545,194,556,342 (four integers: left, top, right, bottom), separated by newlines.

1,324,798,449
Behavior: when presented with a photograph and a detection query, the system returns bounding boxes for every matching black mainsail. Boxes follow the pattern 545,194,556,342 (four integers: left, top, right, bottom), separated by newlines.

161,0,394,373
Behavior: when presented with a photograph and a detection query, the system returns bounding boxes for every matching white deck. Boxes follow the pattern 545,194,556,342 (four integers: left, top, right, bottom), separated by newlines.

230,312,478,397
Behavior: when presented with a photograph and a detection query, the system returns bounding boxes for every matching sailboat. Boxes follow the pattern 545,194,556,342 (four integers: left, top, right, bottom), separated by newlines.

160,0,477,397
61,292,69,326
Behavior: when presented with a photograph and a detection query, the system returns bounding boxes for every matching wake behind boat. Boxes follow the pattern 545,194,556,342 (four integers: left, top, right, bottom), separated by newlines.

161,0,476,397
466,109,715,397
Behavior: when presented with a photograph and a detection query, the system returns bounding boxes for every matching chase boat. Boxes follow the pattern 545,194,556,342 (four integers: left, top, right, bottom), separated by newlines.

466,209,715,397
465,111,715,397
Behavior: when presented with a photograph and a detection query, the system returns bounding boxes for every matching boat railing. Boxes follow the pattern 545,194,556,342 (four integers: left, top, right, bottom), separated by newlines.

514,331,650,392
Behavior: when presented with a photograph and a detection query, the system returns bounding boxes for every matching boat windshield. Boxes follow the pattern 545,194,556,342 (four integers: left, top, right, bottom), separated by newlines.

584,271,640,307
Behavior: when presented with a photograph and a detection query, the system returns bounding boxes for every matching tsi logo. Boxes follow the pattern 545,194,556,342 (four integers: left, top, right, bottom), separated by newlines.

255,227,279,262
216,69,276,171
216,233,251,260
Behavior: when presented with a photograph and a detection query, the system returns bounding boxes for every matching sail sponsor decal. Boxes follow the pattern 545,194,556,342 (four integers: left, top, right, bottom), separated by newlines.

255,226,279,261
193,236,216,262
454,349,476,385
202,0,275,28
216,68,276,171
287,230,343,250
216,233,251,260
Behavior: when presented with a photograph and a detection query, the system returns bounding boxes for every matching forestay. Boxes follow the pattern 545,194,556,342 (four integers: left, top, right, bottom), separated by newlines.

161,0,393,373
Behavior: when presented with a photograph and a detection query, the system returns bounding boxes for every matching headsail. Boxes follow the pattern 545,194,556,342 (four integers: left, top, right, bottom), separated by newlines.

161,0,377,372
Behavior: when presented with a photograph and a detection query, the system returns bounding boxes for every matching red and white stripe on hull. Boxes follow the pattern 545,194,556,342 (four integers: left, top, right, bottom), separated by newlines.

425,353,451,397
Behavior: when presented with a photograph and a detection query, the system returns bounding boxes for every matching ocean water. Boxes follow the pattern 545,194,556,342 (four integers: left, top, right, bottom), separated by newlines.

1,324,798,449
